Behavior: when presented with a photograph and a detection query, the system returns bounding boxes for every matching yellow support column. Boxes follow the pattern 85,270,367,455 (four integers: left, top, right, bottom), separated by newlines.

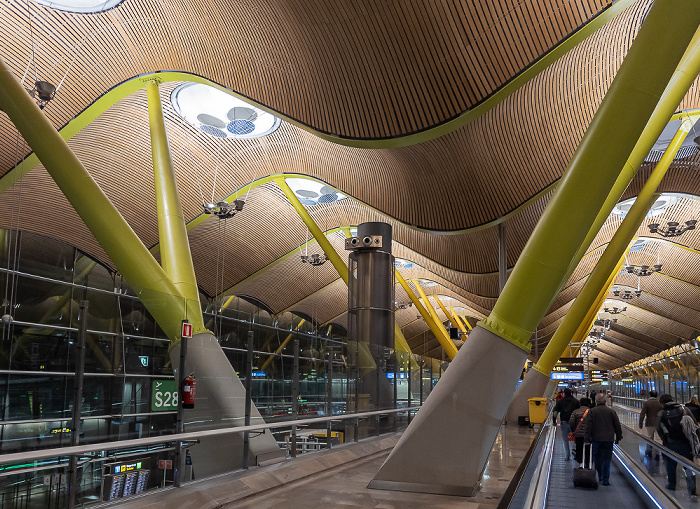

434,296,459,331
395,272,458,359
146,80,205,335
415,282,450,339
449,306,468,334
0,58,190,343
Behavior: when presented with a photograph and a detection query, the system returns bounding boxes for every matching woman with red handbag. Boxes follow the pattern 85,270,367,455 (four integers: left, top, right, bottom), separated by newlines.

569,397,592,466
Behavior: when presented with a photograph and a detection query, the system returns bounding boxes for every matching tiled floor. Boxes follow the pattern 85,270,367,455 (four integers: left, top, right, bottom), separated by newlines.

111,425,538,509
229,425,537,509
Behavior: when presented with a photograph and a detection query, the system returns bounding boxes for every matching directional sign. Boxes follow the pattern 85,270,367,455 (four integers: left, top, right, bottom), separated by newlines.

550,372,585,380
182,322,192,339
151,380,178,411
559,357,584,364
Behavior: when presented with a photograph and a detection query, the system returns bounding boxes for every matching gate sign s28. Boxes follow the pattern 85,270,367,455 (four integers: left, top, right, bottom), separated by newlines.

151,379,178,411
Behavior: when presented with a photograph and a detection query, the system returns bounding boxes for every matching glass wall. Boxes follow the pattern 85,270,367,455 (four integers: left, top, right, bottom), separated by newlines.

0,230,439,507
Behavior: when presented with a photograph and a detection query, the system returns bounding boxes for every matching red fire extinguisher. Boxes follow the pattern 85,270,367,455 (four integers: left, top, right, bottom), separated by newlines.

182,373,196,409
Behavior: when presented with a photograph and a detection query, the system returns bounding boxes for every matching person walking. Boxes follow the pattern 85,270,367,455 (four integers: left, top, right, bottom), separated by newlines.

686,396,700,422
553,388,580,461
657,394,697,496
583,393,622,486
569,397,591,466
639,390,663,457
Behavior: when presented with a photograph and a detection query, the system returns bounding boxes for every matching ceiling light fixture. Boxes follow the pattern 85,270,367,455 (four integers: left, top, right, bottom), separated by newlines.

625,264,662,277
612,288,641,300
301,253,328,266
647,220,697,238
203,199,244,219
603,306,626,315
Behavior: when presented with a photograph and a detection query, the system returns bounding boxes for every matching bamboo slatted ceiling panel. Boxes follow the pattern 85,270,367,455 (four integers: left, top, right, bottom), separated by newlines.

0,0,610,150
0,2,674,233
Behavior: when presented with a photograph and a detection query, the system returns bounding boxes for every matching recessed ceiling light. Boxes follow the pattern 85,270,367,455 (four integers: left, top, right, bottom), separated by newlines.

30,0,122,11
285,178,347,206
171,83,281,140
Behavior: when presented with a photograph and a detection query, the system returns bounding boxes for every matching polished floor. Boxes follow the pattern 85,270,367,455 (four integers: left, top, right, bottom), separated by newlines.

111,424,538,509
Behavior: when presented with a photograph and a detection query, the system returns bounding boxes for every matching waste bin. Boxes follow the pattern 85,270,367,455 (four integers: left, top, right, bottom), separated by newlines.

528,397,548,424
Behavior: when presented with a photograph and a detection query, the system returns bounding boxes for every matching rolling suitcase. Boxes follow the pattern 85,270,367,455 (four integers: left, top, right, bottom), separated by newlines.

573,443,598,489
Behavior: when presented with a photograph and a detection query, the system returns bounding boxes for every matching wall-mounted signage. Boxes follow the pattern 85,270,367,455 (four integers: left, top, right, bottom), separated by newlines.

550,372,585,380
151,380,178,411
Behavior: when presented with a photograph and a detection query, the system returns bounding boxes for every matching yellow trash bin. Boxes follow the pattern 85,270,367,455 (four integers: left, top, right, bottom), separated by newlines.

528,397,548,424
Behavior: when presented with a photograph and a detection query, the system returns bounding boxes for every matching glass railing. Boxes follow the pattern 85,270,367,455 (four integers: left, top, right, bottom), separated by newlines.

0,407,417,508
616,423,700,507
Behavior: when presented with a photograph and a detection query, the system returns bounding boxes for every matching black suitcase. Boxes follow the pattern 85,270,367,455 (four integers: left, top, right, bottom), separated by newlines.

573,443,598,489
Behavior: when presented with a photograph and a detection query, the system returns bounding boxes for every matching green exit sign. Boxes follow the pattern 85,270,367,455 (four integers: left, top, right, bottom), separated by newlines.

151,379,178,411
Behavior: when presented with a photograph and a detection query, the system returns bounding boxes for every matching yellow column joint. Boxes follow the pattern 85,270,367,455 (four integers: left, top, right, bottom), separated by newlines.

449,306,468,334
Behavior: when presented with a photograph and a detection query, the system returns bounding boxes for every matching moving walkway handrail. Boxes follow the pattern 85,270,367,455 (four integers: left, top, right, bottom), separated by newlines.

621,423,700,475
0,406,420,465
526,423,556,509
497,420,550,509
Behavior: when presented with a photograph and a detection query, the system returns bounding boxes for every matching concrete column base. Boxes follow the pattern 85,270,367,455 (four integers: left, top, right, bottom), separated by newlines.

169,333,285,477
505,369,550,424
368,325,527,495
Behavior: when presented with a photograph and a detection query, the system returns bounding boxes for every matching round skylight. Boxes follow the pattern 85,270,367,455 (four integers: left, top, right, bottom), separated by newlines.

171,83,281,140
285,178,347,206
394,258,415,269
30,0,122,12
612,193,681,218
416,279,437,288
629,239,651,253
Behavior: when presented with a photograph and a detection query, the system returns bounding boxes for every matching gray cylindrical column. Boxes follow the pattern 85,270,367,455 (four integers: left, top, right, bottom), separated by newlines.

347,222,394,349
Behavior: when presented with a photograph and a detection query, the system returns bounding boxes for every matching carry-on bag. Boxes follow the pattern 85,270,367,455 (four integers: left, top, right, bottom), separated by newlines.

573,443,598,489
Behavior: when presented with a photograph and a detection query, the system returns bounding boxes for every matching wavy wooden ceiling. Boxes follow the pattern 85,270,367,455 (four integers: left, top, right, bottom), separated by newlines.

1,0,700,369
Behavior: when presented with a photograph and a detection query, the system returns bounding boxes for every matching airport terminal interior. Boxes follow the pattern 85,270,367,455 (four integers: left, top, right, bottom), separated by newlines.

0,0,699,507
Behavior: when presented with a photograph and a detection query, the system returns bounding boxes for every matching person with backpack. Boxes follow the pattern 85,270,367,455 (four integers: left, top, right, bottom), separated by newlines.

657,394,697,495
552,388,580,461
583,393,622,486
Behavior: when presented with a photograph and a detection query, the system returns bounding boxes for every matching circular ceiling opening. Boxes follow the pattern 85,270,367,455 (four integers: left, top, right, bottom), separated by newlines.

31,0,123,12
171,83,281,140
612,193,685,219
285,178,347,206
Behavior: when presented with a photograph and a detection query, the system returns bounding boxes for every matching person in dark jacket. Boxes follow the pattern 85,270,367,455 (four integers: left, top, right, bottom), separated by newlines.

657,394,697,495
583,393,622,486
639,390,663,457
686,396,700,422
569,397,591,465
552,388,580,461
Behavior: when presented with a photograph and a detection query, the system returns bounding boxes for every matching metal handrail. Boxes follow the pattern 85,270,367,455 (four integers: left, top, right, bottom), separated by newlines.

526,423,556,509
497,421,549,509
0,406,420,465
621,423,700,475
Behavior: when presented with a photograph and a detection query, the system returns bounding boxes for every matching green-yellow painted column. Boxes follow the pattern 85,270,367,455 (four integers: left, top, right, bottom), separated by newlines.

396,271,458,359
480,6,700,351
546,27,700,313
0,57,188,342
533,116,697,375
146,81,205,335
